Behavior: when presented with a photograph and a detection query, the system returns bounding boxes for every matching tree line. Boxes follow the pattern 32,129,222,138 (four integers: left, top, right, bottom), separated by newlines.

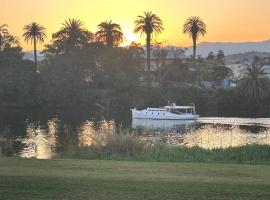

0,12,270,117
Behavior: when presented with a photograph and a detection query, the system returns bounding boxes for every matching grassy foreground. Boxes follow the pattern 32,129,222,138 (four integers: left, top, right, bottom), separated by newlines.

1,158,270,200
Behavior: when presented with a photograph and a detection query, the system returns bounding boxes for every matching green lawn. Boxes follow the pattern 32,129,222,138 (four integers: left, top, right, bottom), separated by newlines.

0,158,270,200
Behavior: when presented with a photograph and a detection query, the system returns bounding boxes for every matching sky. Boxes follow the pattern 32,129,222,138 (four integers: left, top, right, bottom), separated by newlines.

1,0,270,51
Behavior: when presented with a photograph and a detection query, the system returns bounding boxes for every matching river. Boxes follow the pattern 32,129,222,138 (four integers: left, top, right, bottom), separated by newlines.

0,109,270,159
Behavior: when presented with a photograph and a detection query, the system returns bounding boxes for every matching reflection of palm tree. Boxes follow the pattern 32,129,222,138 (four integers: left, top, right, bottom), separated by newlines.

23,22,46,71
96,20,123,47
134,11,164,82
239,59,269,102
0,24,8,52
53,19,93,53
183,16,207,68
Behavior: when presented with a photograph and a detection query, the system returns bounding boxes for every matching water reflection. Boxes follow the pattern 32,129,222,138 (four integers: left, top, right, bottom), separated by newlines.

132,119,197,133
135,119,270,149
0,113,270,159
183,125,270,149
78,121,95,147
20,119,58,159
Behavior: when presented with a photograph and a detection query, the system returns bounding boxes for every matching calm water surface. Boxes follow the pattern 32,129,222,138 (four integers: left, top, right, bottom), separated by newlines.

0,109,270,159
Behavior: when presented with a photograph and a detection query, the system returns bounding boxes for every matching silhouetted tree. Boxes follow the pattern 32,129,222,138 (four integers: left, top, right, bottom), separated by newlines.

0,24,8,52
45,19,93,55
238,58,269,102
183,16,207,68
23,22,46,71
134,11,164,82
207,52,215,61
0,24,19,52
217,50,225,65
0,46,36,105
96,20,123,47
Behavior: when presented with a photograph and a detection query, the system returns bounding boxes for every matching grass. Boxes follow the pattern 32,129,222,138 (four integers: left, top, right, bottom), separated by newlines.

57,128,270,165
0,158,270,200
62,142,270,165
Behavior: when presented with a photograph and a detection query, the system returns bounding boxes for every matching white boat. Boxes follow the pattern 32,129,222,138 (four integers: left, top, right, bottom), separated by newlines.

131,103,199,120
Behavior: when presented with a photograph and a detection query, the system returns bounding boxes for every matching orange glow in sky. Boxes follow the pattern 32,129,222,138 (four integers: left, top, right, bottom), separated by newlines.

1,0,270,50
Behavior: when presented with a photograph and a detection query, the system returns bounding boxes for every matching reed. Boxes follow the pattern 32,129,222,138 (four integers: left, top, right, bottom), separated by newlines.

59,128,270,165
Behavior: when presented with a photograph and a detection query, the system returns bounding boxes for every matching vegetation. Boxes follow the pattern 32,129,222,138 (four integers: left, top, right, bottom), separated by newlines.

1,158,270,200
58,128,270,165
0,24,19,52
238,57,270,102
183,16,207,68
23,22,46,70
134,11,164,82
0,15,269,117
43,18,93,56
96,20,123,47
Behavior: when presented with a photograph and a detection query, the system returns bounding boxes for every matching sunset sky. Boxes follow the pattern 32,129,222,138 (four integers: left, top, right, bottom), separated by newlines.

1,0,270,51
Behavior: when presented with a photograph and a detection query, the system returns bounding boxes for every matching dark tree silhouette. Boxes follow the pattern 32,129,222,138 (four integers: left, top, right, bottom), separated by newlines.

217,50,225,65
23,22,46,71
52,19,93,54
134,11,164,82
239,58,269,102
207,51,215,61
0,24,8,52
183,16,206,68
96,20,123,47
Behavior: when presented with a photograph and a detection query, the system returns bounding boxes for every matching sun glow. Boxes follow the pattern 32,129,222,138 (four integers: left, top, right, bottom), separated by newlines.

122,28,140,46
2,0,270,50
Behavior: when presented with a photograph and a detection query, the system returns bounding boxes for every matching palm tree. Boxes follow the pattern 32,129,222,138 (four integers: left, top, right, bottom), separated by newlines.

134,11,164,82
0,24,8,52
183,16,207,68
96,20,123,47
239,58,269,102
23,22,46,71
53,19,93,53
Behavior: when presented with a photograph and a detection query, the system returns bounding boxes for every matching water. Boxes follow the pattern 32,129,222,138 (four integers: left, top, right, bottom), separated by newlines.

0,109,270,159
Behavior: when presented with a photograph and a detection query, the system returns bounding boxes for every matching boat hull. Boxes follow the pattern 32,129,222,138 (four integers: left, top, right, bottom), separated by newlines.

131,109,199,120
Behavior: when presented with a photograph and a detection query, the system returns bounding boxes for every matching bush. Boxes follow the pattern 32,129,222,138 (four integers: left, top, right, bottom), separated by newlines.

58,127,270,165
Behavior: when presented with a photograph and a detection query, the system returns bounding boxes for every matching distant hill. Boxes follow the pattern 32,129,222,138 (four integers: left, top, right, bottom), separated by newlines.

225,52,270,64
186,39,270,57
23,51,44,62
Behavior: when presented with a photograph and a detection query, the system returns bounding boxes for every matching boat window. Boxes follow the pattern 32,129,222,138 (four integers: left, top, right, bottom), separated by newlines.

170,108,184,114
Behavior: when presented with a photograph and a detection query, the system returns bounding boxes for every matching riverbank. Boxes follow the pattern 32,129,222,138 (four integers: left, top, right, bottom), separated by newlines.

60,144,270,165
1,158,270,200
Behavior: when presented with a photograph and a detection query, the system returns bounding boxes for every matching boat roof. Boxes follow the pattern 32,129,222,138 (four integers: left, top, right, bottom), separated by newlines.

165,106,194,109
147,106,195,110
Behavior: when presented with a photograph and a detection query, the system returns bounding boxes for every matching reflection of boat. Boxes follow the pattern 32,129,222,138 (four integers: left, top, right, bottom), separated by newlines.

132,118,197,132
131,103,199,120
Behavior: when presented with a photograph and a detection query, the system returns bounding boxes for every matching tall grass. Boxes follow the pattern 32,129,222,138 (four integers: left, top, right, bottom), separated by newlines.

58,128,270,165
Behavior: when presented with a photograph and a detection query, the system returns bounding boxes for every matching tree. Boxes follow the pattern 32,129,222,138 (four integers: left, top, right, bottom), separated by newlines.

0,46,37,105
134,11,164,83
212,66,232,87
0,24,19,52
23,22,46,71
0,24,8,52
183,16,207,68
207,52,215,61
44,19,93,56
96,20,123,47
238,58,269,102
217,50,225,65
